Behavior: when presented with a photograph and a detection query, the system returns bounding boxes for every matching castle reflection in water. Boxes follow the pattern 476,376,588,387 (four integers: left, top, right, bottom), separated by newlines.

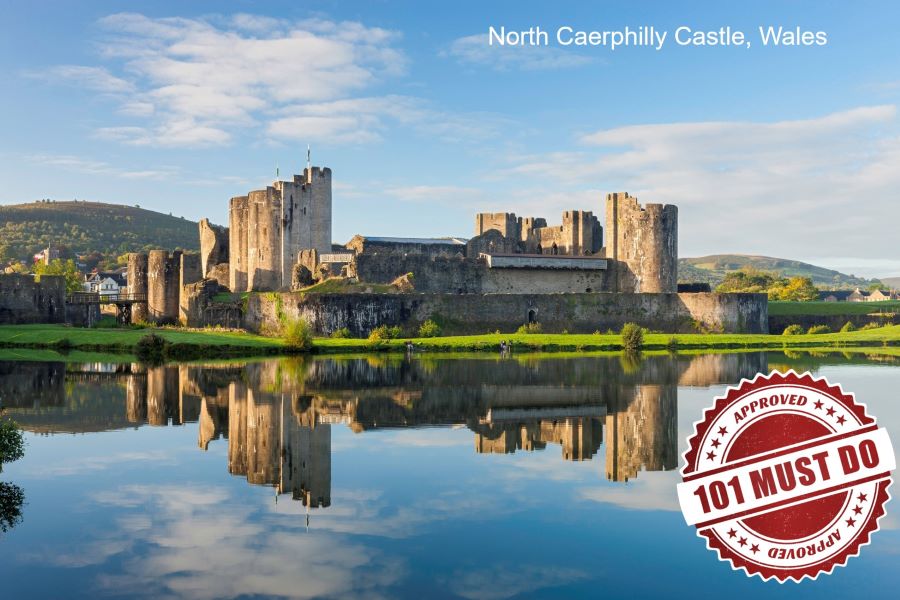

0,353,767,509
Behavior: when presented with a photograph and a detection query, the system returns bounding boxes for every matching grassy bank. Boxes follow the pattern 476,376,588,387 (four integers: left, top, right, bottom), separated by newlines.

769,300,900,316
0,324,286,359
314,325,900,353
0,324,898,359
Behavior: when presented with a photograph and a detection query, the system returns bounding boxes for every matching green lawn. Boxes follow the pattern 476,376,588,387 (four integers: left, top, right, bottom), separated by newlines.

0,324,285,349
769,300,900,316
314,325,900,353
0,323,898,358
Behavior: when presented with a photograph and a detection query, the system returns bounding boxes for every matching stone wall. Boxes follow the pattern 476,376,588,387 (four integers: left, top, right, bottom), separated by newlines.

199,218,229,277
466,229,521,258
245,292,767,337
182,279,243,328
352,254,485,292
351,253,611,294
0,274,66,324
605,192,677,293
179,253,202,324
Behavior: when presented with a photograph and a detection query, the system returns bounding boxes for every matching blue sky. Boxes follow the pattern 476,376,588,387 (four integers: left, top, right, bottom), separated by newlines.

1,1,899,276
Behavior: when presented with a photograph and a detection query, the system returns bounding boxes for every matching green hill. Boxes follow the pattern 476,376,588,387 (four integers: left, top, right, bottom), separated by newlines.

679,254,879,289
0,200,199,260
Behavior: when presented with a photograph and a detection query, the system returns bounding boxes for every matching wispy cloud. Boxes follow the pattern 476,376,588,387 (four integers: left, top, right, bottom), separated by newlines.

37,13,409,148
26,153,178,180
27,65,135,93
445,33,593,71
496,105,900,267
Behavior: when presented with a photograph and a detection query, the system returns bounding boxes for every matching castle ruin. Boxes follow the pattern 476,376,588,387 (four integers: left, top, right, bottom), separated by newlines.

228,167,332,293
178,162,766,334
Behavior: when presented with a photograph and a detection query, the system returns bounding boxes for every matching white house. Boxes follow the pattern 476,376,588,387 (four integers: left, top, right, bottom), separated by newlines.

83,271,127,298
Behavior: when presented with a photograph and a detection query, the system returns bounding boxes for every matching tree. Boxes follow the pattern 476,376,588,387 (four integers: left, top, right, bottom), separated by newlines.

775,276,819,301
33,259,83,293
715,268,780,294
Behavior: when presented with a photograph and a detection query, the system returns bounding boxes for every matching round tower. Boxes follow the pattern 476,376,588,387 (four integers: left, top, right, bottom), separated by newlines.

147,250,182,324
127,252,149,323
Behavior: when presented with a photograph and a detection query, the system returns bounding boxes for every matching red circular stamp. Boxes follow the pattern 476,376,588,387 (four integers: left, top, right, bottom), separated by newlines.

678,370,895,582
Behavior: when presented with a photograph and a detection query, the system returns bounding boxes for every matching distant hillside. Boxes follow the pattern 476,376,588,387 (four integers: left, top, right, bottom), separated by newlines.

881,277,900,289
0,200,199,260
679,255,879,289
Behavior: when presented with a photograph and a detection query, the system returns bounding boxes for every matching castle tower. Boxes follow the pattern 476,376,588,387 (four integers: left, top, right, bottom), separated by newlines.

605,193,677,293
228,196,249,292
561,210,602,255
475,212,519,240
147,250,182,324
127,252,148,323
228,167,332,292
605,384,677,481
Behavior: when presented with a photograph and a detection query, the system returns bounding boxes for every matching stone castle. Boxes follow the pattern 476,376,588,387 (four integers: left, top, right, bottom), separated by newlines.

119,163,766,334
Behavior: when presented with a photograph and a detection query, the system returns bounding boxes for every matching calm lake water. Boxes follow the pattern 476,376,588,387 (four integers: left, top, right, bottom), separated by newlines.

0,351,898,599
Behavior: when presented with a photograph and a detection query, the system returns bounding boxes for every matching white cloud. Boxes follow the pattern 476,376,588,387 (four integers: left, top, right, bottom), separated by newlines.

497,105,900,266
30,65,135,93
267,95,507,144
446,34,593,71
43,13,409,148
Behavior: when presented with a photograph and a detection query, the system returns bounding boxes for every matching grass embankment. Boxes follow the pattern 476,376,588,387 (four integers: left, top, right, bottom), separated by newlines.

769,300,900,316
0,324,898,358
0,324,286,359
314,325,900,353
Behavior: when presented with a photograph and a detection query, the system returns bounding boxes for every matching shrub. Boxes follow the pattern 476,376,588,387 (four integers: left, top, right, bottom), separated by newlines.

621,323,644,352
840,321,856,333
418,319,442,338
368,325,402,342
782,324,804,336
807,325,832,335
330,327,351,339
135,333,168,363
861,322,881,331
283,317,313,351
51,338,73,351
666,336,679,352
0,420,25,469
516,322,543,334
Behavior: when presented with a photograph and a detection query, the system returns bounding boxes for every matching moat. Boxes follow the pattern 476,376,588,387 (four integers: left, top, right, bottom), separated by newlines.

0,352,898,599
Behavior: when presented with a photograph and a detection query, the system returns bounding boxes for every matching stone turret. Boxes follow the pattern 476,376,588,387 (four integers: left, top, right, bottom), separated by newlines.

147,250,182,324
605,193,677,293
127,253,149,324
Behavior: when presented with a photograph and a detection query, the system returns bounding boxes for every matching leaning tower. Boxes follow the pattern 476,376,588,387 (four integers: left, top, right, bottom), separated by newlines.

605,192,678,293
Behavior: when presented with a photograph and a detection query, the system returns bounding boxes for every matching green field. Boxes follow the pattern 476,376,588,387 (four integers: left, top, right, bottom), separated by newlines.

768,300,900,316
0,324,284,349
0,324,898,358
